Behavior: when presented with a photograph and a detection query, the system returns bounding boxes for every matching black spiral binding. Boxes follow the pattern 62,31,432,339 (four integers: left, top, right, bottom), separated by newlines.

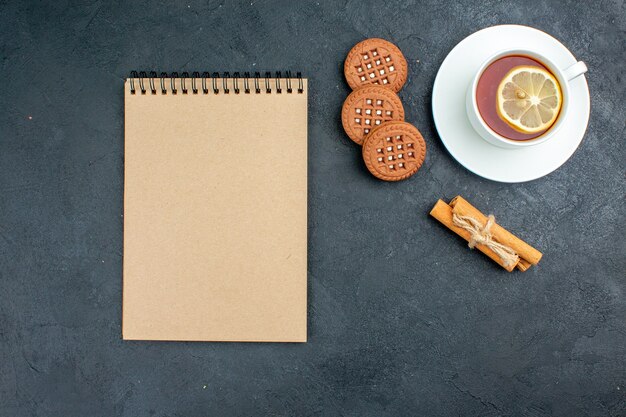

129,71,304,95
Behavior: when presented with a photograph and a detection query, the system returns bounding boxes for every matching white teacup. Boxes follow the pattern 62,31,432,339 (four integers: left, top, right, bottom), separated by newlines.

466,49,587,149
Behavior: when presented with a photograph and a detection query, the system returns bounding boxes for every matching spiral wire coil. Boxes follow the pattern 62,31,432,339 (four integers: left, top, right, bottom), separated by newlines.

129,71,304,95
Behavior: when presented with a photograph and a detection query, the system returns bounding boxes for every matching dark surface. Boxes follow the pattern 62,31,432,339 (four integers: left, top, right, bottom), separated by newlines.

1,1,625,416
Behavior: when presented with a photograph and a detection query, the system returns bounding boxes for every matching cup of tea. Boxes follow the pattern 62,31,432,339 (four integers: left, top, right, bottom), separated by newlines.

466,49,587,149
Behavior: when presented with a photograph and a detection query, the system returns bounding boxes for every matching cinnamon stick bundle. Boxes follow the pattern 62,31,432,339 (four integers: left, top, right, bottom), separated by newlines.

430,196,542,272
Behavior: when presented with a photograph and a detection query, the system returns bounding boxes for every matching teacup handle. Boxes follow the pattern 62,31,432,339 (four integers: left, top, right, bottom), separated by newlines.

563,61,588,81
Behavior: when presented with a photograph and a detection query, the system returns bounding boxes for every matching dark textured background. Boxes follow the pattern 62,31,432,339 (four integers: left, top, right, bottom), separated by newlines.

1,1,625,416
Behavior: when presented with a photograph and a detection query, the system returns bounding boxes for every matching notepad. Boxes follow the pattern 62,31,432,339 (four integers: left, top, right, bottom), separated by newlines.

123,72,307,342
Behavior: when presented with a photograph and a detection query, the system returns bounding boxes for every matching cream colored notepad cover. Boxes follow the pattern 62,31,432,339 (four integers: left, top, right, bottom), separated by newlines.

123,77,307,342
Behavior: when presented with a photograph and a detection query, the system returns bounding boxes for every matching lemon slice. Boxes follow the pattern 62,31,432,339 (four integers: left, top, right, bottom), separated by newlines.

496,65,562,134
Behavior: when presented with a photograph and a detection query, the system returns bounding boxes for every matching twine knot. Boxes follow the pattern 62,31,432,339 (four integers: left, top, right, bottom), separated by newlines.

452,213,519,268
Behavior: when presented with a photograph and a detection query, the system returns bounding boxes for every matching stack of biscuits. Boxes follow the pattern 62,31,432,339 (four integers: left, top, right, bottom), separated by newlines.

342,38,426,182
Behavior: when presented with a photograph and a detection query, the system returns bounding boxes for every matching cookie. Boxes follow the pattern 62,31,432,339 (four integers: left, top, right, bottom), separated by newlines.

341,86,405,145
362,121,426,182
344,38,408,92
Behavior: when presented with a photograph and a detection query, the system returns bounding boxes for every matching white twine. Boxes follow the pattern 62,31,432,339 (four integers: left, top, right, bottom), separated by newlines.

452,213,519,268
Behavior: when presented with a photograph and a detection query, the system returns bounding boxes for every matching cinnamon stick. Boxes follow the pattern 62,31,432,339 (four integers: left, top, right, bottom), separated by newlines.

430,196,542,272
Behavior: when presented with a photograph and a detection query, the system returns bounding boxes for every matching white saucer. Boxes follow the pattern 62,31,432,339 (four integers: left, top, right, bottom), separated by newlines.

432,25,590,183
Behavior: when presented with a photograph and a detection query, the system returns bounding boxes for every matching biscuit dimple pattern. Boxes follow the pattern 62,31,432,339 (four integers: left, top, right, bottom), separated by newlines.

353,97,396,135
374,135,417,173
354,47,397,86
